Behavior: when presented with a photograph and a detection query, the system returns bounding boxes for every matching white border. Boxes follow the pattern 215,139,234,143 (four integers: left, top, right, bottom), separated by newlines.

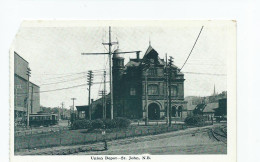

10,20,236,162
1,0,259,162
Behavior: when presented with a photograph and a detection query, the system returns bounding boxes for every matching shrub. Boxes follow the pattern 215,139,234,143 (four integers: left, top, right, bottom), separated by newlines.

114,117,131,128
82,120,93,129
71,118,131,130
71,119,92,130
102,119,117,129
91,119,104,129
184,115,205,126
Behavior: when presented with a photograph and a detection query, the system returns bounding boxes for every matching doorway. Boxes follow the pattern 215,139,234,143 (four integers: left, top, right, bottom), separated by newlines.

148,103,160,120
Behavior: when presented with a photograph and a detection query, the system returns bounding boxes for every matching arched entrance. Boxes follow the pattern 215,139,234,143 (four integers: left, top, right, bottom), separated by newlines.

172,106,177,117
148,103,160,120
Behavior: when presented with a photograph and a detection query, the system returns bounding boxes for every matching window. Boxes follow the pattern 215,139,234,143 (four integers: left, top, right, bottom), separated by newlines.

130,87,136,96
148,68,157,76
148,84,159,95
170,86,177,96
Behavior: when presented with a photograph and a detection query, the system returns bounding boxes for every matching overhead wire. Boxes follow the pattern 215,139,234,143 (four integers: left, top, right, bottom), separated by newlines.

182,71,226,76
180,26,204,71
17,81,110,95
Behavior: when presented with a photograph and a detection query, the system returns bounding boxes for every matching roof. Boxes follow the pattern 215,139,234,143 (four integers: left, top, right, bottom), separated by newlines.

186,104,197,111
123,45,183,75
142,45,165,66
113,49,124,58
203,102,219,113
76,105,89,111
144,45,154,56
125,60,141,67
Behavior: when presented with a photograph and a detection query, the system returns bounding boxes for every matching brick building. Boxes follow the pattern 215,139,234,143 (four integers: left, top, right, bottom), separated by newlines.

14,52,40,121
111,45,187,120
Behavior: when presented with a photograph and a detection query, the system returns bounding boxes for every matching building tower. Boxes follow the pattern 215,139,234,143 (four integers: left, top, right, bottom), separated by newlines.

112,48,125,117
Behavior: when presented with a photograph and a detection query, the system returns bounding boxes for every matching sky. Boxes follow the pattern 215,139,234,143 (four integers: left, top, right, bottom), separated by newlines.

11,21,235,109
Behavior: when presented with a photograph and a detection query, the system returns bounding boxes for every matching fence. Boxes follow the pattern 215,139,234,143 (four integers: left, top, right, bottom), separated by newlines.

14,124,191,151
15,127,69,137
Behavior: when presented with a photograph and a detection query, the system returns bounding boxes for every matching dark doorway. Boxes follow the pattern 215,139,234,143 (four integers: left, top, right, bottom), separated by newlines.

148,103,160,120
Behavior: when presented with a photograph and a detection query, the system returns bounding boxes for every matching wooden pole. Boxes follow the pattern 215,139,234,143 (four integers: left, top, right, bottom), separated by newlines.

165,53,169,125
104,71,107,119
109,26,114,120
145,69,149,126
168,57,173,127
26,67,31,129
30,85,33,113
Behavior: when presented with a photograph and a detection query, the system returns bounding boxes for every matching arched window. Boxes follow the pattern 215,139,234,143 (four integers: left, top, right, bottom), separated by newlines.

148,84,159,95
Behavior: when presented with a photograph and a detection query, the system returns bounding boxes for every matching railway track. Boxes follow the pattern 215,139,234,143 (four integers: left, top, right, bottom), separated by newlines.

210,128,227,144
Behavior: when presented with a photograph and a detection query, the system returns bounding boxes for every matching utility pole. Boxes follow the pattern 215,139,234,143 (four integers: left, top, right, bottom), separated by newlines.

81,26,141,119
165,53,169,125
104,71,107,119
87,70,94,120
168,56,173,127
26,67,31,129
143,59,150,126
145,69,149,126
58,106,60,120
30,85,33,114
61,102,64,119
99,71,107,119
71,98,76,122
108,27,114,120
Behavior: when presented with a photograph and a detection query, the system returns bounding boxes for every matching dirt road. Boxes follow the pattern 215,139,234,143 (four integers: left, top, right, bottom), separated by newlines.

76,124,227,155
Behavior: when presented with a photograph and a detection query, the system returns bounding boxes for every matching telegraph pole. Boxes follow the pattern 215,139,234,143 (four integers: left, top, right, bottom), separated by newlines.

145,69,149,126
165,53,169,125
71,98,76,122
26,67,31,129
108,27,114,119
98,71,107,119
168,56,173,127
104,71,107,119
30,85,33,114
61,102,64,119
58,106,60,120
143,59,150,126
87,70,94,120
81,26,140,119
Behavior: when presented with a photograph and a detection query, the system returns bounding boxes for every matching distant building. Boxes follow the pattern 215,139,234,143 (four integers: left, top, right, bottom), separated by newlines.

14,52,40,121
185,88,227,112
214,98,227,117
184,88,227,120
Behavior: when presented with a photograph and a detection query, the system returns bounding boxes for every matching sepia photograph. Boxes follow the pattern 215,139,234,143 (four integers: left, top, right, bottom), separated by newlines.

9,20,236,160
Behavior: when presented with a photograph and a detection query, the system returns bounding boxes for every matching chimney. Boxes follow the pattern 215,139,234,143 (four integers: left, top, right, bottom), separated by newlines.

136,51,140,60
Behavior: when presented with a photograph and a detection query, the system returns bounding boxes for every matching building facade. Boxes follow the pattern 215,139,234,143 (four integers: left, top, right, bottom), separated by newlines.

14,52,40,121
112,45,187,120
